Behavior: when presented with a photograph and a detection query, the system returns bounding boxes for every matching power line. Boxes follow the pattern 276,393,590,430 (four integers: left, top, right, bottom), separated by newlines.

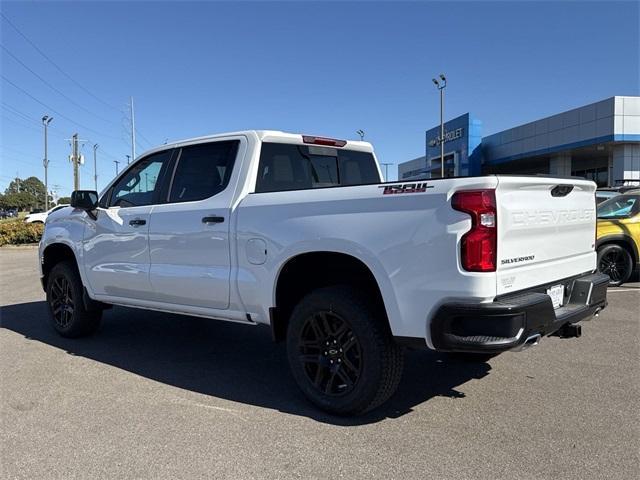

0,12,120,113
2,75,121,140
1,113,44,135
0,44,118,126
1,144,41,158
135,128,153,147
2,102,72,137
0,154,62,169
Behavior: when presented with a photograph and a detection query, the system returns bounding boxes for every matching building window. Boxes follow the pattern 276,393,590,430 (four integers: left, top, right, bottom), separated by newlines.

402,168,426,179
430,154,456,178
572,167,608,187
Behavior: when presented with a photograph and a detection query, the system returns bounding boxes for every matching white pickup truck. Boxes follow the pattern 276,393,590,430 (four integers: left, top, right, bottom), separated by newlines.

39,130,608,415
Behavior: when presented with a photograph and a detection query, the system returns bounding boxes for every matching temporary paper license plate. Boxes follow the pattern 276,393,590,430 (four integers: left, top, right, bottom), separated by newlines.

546,284,565,309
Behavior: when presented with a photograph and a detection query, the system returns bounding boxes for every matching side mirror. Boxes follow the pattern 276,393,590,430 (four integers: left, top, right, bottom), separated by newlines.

71,190,98,211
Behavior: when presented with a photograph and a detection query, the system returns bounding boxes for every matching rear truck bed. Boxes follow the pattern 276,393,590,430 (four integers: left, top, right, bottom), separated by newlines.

429,176,609,353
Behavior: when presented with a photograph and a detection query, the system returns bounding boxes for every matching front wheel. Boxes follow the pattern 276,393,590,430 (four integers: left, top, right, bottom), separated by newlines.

286,286,403,416
46,261,102,337
597,244,633,287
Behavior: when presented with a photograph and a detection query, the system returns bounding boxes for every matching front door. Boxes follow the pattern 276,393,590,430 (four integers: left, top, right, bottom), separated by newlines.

83,149,173,300
148,139,241,310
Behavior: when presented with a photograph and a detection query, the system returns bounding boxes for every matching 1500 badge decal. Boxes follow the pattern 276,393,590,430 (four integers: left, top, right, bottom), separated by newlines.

501,255,535,265
379,183,434,195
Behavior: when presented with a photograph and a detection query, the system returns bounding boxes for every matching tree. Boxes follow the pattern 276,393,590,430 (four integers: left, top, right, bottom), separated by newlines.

3,176,51,210
56,196,72,205
0,192,34,210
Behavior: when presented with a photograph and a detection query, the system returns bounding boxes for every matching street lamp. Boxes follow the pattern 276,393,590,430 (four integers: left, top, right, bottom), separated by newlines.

356,129,365,141
432,73,447,178
42,115,53,210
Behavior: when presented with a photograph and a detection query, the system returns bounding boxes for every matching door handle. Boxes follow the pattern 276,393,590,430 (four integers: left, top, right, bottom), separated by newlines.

129,218,146,226
202,215,224,224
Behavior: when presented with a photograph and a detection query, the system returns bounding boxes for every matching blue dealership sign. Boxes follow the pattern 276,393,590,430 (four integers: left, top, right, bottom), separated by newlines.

425,113,482,177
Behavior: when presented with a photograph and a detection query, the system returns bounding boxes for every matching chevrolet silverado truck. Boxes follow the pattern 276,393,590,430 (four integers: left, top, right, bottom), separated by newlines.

39,130,609,415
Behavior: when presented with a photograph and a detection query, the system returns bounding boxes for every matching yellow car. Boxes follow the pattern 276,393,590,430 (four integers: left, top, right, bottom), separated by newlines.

596,192,640,286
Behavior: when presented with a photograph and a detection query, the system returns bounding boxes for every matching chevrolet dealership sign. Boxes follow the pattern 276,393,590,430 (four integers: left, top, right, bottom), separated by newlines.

428,127,464,147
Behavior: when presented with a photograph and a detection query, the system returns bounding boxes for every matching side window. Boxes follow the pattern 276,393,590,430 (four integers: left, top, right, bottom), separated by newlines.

110,150,172,207
168,140,239,203
255,143,380,193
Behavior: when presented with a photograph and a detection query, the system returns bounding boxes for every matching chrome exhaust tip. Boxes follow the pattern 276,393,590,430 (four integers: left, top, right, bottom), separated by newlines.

513,333,541,352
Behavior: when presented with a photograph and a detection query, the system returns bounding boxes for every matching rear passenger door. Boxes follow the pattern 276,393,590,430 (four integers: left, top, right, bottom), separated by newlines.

147,139,242,310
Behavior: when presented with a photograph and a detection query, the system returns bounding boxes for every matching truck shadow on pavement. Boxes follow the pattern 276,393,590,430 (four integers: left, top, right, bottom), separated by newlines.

1,301,491,426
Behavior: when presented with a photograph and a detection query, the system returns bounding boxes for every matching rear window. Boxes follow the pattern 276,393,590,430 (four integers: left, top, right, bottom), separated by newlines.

255,142,380,193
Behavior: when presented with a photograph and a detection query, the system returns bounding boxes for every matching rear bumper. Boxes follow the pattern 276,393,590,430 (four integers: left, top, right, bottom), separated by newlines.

430,272,609,353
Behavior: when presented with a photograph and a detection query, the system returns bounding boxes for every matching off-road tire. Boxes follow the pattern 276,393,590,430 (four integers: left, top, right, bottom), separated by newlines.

46,261,101,337
286,286,403,416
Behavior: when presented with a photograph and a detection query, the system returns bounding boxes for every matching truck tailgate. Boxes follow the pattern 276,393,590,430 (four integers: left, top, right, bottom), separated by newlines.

495,176,597,295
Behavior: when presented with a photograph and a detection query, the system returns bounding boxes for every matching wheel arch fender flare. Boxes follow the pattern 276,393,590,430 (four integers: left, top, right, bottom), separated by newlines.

270,241,403,337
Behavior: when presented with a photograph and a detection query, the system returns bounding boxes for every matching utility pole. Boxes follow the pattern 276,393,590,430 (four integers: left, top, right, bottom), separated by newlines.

71,133,80,190
42,115,53,210
114,160,120,176
432,73,447,178
380,163,393,181
130,96,136,163
93,144,99,191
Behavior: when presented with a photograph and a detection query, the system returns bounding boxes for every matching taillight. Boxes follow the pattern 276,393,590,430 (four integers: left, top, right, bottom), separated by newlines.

302,135,347,147
451,189,497,272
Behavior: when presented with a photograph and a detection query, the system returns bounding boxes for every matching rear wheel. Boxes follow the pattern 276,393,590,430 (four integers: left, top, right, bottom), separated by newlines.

597,244,633,287
286,286,403,416
46,261,101,337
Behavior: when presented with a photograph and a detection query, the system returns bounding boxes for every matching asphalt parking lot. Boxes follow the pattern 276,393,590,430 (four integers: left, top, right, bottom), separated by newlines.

1,247,638,479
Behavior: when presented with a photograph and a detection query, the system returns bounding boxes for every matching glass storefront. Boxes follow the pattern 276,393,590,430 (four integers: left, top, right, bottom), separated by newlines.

571,167,608,187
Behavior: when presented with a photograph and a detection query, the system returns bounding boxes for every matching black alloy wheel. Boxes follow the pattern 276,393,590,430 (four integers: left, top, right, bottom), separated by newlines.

297,311,363,396
46,261,102,337
49,275,75,329
598,244,633,287
286,286,404,415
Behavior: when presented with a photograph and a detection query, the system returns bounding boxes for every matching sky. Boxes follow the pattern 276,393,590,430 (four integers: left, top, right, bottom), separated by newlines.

1,0,638,196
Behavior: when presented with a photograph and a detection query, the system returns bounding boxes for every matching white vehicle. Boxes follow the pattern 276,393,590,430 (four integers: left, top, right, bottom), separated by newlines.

39,130,608,415
25,204,69,224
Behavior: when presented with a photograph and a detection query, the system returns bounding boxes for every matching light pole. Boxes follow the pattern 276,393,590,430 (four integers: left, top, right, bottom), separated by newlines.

114,160,120,175
432,73,447,178
380,163,393,181
356,129,365,141
93,144,99,191
42,115,53,210
126,154,131,165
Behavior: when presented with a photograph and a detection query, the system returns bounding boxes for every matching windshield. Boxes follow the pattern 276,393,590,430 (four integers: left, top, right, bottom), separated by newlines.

597,195,640,219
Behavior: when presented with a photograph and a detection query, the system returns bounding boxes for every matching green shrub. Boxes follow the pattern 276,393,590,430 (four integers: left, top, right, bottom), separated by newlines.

0,220,44,246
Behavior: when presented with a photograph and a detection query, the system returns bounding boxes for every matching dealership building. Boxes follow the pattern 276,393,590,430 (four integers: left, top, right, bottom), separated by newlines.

398,96,640,187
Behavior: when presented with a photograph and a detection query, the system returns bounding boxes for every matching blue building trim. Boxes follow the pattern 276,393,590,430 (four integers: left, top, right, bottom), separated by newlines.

485,134,640,165
424,113,482,176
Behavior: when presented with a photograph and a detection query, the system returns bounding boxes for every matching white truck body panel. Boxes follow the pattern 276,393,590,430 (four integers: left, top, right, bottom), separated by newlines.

40,130,602,350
